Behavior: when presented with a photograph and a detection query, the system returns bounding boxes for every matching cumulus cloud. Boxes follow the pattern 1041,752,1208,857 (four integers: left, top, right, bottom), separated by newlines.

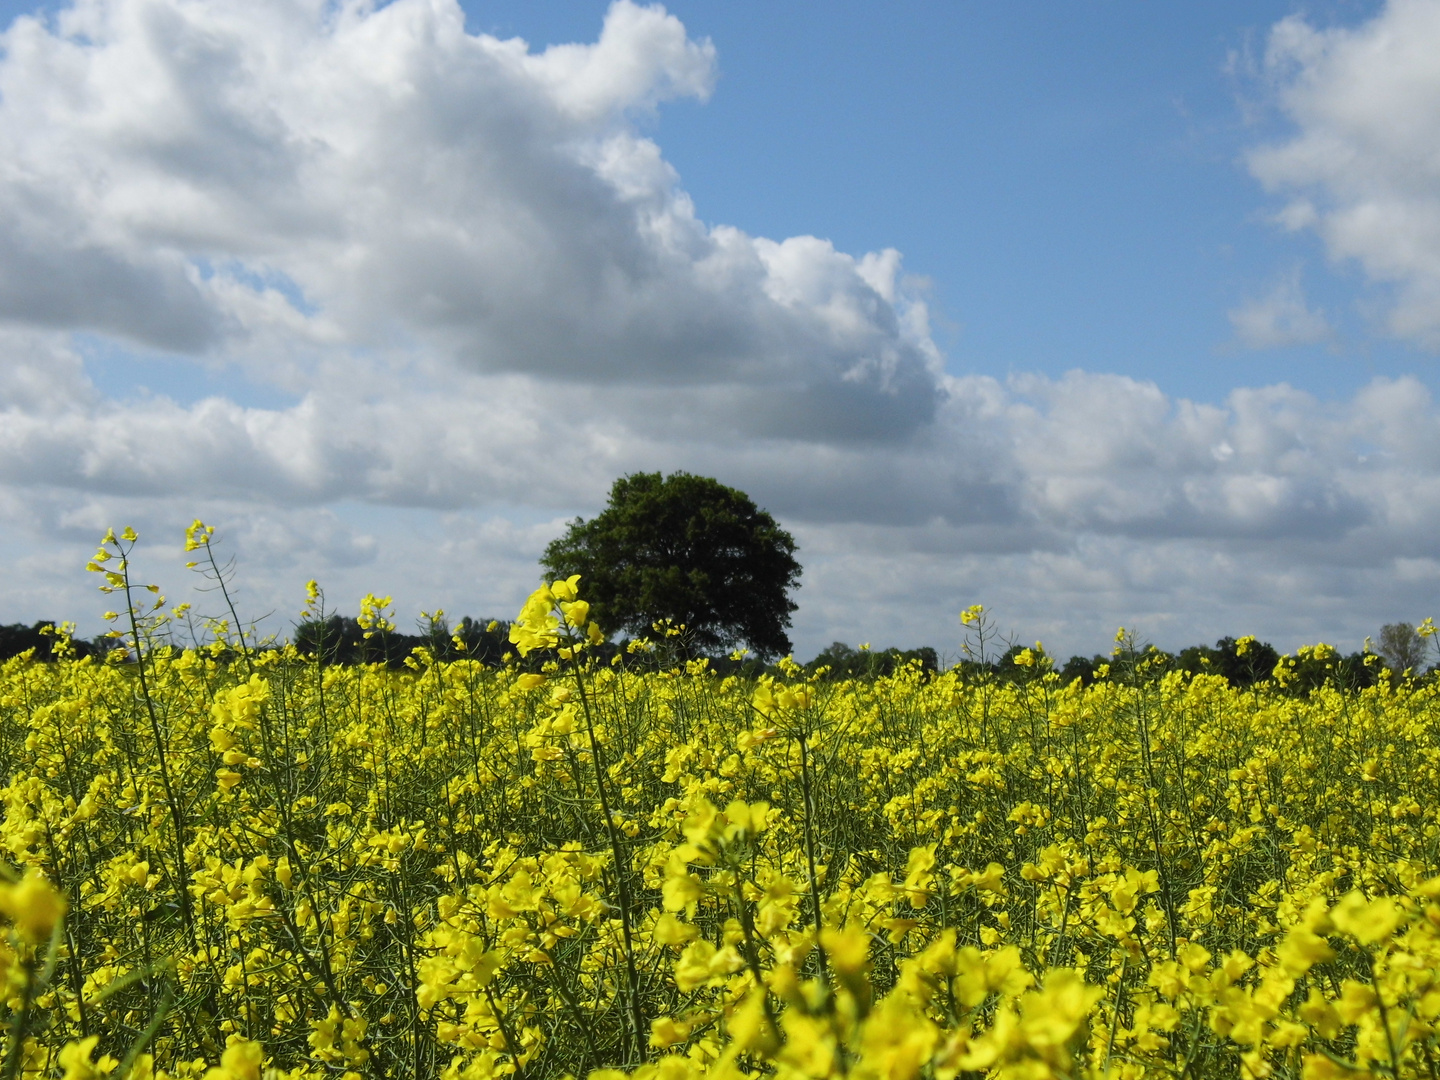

1228,268,1334,349
1248,0,1440,347
0,0,1438,657
0,0,941,438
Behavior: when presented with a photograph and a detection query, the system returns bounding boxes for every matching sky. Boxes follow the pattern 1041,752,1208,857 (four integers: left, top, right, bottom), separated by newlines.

1,0,1439,661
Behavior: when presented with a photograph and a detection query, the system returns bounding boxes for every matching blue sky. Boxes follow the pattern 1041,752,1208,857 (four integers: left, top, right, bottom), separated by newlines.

474,1,1406,401
0,0,1437,660
1,0,1409,403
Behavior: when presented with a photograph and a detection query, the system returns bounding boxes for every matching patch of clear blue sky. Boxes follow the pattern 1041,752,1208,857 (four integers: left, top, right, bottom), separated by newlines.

75,334,302,411
3,0,1428,408
465,0,1420,405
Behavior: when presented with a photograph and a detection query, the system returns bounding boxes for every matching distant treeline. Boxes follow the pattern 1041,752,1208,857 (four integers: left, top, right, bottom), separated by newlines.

0,617,523,668
0,615,616,671
809,635,1386,692
1053,637,1290,688
0,619,1398,693
0,622,102,662
805,641,940,678
292,615,514,667
1020,636,1380,693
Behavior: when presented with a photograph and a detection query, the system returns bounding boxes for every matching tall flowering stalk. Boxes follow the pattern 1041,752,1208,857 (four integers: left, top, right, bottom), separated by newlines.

87,527,195,932
509,576,650,1064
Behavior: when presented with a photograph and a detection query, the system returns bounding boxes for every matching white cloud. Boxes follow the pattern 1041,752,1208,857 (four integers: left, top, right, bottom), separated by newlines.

1247,0,1440,347
0,0,1438,659
0,0,940,437
1228,268,1334,349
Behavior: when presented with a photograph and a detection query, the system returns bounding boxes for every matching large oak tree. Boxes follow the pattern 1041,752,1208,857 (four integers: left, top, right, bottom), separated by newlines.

541,472,802,658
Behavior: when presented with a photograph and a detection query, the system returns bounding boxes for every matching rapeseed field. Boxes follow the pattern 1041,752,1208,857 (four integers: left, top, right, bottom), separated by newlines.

2,526,1440,1079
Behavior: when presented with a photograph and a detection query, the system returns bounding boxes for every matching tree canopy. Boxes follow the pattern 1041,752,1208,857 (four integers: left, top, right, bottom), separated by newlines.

540,472,802,659
1377,621,1429,673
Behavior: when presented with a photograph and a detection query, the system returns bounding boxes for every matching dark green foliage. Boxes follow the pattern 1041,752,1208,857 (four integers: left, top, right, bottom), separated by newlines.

293,614,512,667
1377,621,1429,674
0,621,99,662
1072,636,1378,693
1281,649,1379,692
1059,654,1107,686
1173,637,1283,687
541,472,802,660
806,641,938,679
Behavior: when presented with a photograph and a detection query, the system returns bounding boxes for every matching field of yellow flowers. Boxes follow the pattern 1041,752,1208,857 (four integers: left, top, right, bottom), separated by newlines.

3,528,1440,1080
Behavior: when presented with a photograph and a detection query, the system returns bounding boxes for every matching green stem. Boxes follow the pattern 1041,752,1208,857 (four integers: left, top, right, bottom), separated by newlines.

118,547,194,933
797,730,831,985
572,658,648,1063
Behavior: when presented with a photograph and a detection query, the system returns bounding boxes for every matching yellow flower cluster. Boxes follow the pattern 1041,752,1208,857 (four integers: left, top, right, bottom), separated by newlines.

4,542,1440,1079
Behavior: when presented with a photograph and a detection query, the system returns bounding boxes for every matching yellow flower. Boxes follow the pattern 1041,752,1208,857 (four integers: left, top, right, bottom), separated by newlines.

1178,940,1212,974
1330,891,1401,946
723,799,770,839
1332,979,1377,1025
1301,1054,1353,1080
58,1036,118,1080
727,990,778,1055
202,1038,264,1080
901,844,937,908
357,593,395,637
649,1016,693,1049
1016,969,1103,1053
752,679,776,717
185,519,214,552
953,945,1032,1007
776,685,812,711
662,871,704,913
551,575,582,602
857,994,940,1080
779,1012,838,1078
673,940,742,992
509,586,561,655
1276,927,1335,976
0,870,68,940
970,862,1007,895
820,925,872,977
1299,989,1342,1040
653,912,699,946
